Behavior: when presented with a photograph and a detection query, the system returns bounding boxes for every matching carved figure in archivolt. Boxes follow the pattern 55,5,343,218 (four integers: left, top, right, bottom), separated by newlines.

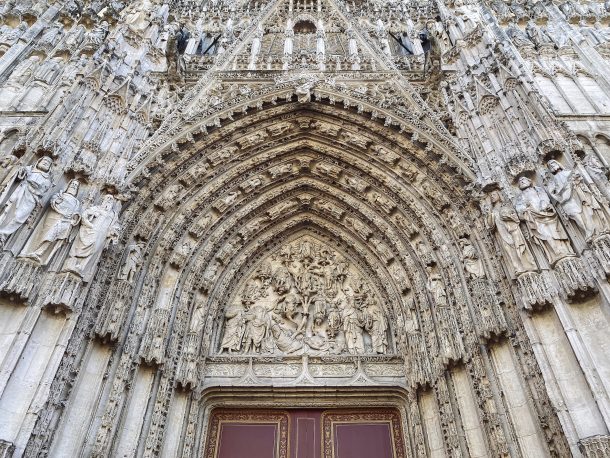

514,176,574,265
0,156,53,245
118,242,145,282
218,237,391,356
426,266,448,306
459,238,485,278
20,179,81,265
486,190,537,275
64,194,119,281
546,159,609,241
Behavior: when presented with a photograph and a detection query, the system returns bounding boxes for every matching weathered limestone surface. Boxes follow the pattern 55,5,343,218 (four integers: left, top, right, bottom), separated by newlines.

0,0,608,456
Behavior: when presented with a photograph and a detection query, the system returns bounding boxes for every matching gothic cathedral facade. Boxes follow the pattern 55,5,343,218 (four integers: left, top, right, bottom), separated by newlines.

0,0,609,457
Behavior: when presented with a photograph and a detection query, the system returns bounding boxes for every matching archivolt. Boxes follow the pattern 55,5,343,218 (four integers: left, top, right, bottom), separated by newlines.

127,85,478,181
91,100,505,392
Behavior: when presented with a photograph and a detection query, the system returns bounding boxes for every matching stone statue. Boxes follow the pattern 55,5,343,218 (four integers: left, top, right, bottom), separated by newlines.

426,266,448,306
118,242,144,282
0,156,53,245
0,154,20,203
6,56,40,87
122,0,154,32
0,22,27,46
341,293,364,354
583,153,610,201
526,21,553,47
283,19,294,57
64,194,120,281
514,176,574,265
375,19,391,56
248,25,263,70
506,24,534,48
364,299,388,353
243,302,271,353
546,159,609,240
82,21,109,51
454,0,482,33
220,302,246,353
316,19,325,56
270,316,304,354
486,190,537,275
35,56,64,85
459,238,485,278
20,179,81,265
347,28,358,57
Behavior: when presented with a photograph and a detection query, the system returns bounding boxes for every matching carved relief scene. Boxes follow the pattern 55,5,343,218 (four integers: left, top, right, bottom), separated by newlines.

217,236,391,356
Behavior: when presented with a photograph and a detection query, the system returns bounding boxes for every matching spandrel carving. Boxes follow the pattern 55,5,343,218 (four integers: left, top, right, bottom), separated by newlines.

217,237,392,356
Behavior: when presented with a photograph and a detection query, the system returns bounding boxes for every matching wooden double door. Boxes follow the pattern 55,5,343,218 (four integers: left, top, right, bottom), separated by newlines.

204,408,405,458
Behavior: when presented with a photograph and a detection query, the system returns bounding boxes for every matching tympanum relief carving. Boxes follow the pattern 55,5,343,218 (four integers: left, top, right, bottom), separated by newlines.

217,236,392,356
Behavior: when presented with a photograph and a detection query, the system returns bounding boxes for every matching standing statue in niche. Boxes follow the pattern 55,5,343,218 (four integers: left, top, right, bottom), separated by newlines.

486,190,537,275
64,194,120,281
20,179,81,265
283,18,294,57
454,0,482,33
514,176,574,265
316,19,326,56
546,159,609,240
0,156,53,245
347,28,358,57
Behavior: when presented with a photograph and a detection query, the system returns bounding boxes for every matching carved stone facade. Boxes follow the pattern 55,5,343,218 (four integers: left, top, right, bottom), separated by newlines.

0,0,608,457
